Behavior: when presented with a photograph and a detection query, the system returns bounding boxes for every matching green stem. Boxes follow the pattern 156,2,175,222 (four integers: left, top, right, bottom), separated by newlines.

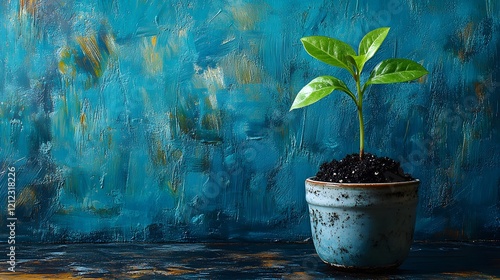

357,103,364,160
355,73,364,161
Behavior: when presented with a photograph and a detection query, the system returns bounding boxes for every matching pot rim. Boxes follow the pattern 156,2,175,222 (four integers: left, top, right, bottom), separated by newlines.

306,177,419,188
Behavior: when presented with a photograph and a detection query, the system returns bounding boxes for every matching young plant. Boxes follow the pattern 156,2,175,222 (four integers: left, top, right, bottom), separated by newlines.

290,27,428,160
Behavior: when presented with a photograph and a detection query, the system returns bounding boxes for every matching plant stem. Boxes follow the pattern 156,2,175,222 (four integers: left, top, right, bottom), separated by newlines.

357,104,364,160
355,73,364,161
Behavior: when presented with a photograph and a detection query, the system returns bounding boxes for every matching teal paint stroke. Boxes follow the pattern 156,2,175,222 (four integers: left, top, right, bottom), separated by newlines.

0,0,499,242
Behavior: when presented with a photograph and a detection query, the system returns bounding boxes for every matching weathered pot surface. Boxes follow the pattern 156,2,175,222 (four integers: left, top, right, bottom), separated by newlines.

305,177,419,271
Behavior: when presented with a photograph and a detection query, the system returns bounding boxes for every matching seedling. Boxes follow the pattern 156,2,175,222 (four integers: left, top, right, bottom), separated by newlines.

290,27,428,160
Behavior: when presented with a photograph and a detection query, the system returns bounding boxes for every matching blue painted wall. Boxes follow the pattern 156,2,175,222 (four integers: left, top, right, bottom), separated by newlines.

0,0,498,242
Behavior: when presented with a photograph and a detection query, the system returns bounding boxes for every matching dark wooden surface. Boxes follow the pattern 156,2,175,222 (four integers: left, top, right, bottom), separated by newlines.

1,241,499,279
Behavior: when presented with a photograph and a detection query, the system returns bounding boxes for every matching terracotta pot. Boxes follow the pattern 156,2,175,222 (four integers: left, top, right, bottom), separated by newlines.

305,178,419,270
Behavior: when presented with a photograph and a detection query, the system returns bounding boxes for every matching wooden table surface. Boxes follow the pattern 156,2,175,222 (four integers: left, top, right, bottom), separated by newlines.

1,241,499,279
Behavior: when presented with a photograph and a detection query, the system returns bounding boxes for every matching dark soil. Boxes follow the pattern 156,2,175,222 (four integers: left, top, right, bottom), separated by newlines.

314,153,414,183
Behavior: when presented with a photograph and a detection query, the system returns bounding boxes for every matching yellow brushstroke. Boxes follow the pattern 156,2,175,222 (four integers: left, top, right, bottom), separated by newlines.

102,32,118,57
201,113,220,131
16,186,37,208
58,47,77,78
0,272,90,279
150,137,167,166
19,0,37,16
176,109,195,135
127,267,195,277
163,267,196,276
151,36,157,47
255,252,289,268
204,95,217,111
156,148,167,165
457,22,474,62
474,81,486,102
142,37,163,75
230,2,265,30
242,55,262,84
284,272,315,280
79,112,87,131
226,252,289,269
88,205,120,217
16,0,42,44
459,22,474,45
55,206,75,215
222,53,263,85
76,35,104,78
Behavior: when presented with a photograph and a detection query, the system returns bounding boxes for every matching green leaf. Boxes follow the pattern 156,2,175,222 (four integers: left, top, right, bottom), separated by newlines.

347,54,368,73
366,58,428,85
290,76,353,111
359,27,390,61
301,36,356,75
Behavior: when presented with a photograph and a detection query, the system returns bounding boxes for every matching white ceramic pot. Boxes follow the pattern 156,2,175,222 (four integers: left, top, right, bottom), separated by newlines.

305,178,419,270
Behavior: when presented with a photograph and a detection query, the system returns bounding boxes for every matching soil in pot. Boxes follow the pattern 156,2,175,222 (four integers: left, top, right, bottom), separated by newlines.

314,153,414,183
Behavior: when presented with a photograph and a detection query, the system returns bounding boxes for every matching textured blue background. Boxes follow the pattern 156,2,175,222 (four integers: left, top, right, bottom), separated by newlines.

0,0,499,242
